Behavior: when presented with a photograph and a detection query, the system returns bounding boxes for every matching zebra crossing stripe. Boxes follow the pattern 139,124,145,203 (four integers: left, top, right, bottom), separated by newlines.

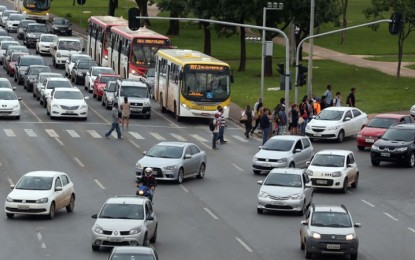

170,133,186,141
86,130,102,138
128,131,144,140
231,135,248,143
149,132,166,141
190,134,208,142
111,132,118,138
24,129,37,137
66,130,80,138
4,129,16,137
45,129,59,138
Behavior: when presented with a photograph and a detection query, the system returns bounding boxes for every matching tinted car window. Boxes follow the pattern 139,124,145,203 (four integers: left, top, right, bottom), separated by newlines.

382,128,415,142
302,138,311,149
352,109,361,117
190,145,200,155
100,203,144,220
264,173,302,188
20,57,45,66
47,80,72,89
311,154,345,167
262,139,293,152
344,110,353,120
27,24,48,33
147,145,183,159
61,175,69,186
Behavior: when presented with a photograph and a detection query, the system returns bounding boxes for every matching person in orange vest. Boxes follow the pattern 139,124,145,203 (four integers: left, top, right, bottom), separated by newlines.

313,97,321,115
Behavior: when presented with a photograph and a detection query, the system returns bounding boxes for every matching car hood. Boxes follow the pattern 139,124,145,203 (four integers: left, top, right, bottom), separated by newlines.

308,119,341,127
308,226,355,235
373,139,412,147
138,156,182,167
27,32,43,37
95,218,145,230
52,99,86,106
260,185,303,197
54,25,69,29
8,189,51,199
39,42,52,46
0,100,19,107
359,127,387,137
307,165,345,176
255,149,292,159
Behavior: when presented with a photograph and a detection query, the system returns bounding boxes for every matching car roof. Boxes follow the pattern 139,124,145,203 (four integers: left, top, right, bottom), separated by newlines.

374,113,409,119
57,37,81,42
47,77,71,82
156,141,194,147
113,246,155,254
39,72,62,76
99,73,120,77
0,88,14,92
28,65,49,68
118,79,147,87
24,171,66,178
106,196,148,205
92,66,113,70
390,124,415,130
313,205,348,213
54,87,79,92
323,106,354,112
21,55,43,59
269,168,305,175
315,149,352,156
27,22,44,26
0,78,10,82
40,33,57,37
269,135,306,141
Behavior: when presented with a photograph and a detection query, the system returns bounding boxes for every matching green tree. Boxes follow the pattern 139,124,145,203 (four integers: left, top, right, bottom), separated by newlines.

364,0,415,77
157,0,188,35
108,0,118,16
339,0,349,44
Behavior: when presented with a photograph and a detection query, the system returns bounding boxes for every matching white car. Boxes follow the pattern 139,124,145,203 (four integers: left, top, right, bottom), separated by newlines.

410,104,415,118
36,34,58,55
306,107,368,142
50,37,83,68
0,10,17,27
0,88,20,119
85,66,115,92
5,13,24,33
65,53,91,77
47,87,88,120
34,72,63,100
0,78,15,90
40,77,72,107
252,135,314,174
305,149,359,193
4,171,75,219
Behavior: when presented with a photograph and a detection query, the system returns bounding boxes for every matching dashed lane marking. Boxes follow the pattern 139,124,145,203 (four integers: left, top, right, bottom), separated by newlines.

128,139,141,149
149,132,166,141
171,133,186,141
87,130,102,138
232,163,244,173
54,138,64,146
36,231,47,249
129,131,144,140
408,227,415,234
231,135,248,143
4,129,16,137
383,212,398,221
24,129,37,137
235,237,253,253
20,100,42,122
94,179,106,190
88,105,110,124
361,199,375,208
74,157,85,167
180,184,189,193
45,129,59,138
7,176,14,186
66,130,80,138
190,134,208,143
111,132,118,138
203,207,219,220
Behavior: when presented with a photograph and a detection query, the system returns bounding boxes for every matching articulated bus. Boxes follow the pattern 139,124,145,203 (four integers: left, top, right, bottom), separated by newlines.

109,26,171,79
15,0,50,22
154,49,232,121
86,16,127,67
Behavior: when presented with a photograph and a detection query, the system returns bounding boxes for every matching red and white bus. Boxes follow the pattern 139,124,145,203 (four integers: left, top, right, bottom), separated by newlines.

86,16,127,67
109,26,171,79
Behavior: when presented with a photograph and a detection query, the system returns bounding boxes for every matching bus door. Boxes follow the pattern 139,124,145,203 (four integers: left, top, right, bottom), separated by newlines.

96,27,103,65
120,39,130,79
87,23,93,58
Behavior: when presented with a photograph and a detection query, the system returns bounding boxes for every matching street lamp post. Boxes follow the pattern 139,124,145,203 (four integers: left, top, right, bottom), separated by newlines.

260,2,283,101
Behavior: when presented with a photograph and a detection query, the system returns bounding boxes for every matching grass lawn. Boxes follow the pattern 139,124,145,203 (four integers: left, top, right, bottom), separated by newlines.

365,55,415,62
407,65,415,70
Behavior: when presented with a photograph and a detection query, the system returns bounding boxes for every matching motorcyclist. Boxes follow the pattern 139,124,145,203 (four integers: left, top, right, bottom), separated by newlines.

136,168,157,200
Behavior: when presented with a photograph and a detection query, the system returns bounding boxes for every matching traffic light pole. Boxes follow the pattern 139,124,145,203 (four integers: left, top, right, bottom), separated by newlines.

294,19,391,104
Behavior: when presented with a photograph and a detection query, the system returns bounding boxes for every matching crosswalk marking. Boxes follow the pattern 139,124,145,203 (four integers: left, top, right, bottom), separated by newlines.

190,134,208,142
128,131,144,140
24,129,37,137
86,130,102,138
170,133,186,141
4,129,16,137
149,132,166,141
231,135,248,143
111,132,118,138
66,130,80,138
45,129,59,138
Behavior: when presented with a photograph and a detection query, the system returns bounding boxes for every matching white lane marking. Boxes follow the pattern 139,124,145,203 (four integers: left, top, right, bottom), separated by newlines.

383,212,399,221
7,176,14,186
235,236,253,253
4,129,16,137
45,129,59,138
20,100,42,122
24,129,37,137
36,231,47,249
149,132,166,141
111,131,118,138
361,199,375,208
150,105,179,128
408,227,415,234
87,130,102,138
128,139,141,149
190,134,208,142
54,138,64,146
94,179,106,190
232,135,248,143
0,161,2,167
129,131,144,139
203,207,218,220
180,184,189,193
171,133,186,141
66,130,80,138
232,163,244,173
89,105,110,124
74,157,85,167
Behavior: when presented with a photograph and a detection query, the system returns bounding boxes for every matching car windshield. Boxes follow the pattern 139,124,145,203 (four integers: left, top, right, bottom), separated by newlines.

120,86,148,98
0,81,11,88
8,46,28,54
1,42,18,50
72,55,90,63
8,15,25,21
99,203,144,220
29,67,50,75
11,53,23,61
58,41,81,51
21,58,44,66
0,91,16,100
367,117,398,129
146,145,183,159
311,154,345,167
111,253,154,260
47,80,71,89
261,139,293,151
264,173,302,188
54,91,83,100
315,109,344,121
54,18,68,25
382,128,415,142
100,76,119,83
107,82,116,92
27,24,48,33
40,35,56,42
20,21,36,28
311,212,352,228
15,176,53,190
92,68,114,76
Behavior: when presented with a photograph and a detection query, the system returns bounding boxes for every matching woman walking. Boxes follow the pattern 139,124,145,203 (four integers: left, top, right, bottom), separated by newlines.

290,104,299,135
121,96,131,129
241,104,254,138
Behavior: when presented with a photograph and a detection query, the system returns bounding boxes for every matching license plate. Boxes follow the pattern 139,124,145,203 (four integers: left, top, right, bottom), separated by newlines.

263,163,272,167
381,152,390,157
314,133,322,136
316,180,327,185
108,237,122,242
131,108,142,112
66,111,75,114
365,138,374,143
327,244,341,250
17,205,30,210
272,201,283,205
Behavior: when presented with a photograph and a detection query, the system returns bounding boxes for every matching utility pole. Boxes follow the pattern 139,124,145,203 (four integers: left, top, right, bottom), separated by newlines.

307,0,315,98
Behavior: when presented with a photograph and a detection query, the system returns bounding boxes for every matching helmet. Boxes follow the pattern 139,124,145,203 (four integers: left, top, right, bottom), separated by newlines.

144,167,153,176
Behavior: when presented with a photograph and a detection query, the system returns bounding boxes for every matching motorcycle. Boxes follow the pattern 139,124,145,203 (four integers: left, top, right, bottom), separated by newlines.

136,184,153,201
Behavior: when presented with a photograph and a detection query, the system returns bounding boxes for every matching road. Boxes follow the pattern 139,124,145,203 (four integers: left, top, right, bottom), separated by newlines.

1,1,415,259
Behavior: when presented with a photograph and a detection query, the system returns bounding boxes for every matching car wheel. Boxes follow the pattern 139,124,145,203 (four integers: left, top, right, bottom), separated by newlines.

91,245,99,251
149,225,157,243
66,194,75,213
196,163,206,179
350,252,358,260
142,233,148,246
6,213,14,219
36,48,38,54
84,84,88,91
337,130,345,143
407,153,415,168
15,116,20,120
160,95,166,113
176,168,184,184
304,245,312,259
257,208,263,214
341,178,348,194
46,108,50,116
289,162,295,168
357,145,364,151
371,159,380,166
97,96,102,101
48,202,55,219
253,170,261,175
14,75,17,82
351,173,359,188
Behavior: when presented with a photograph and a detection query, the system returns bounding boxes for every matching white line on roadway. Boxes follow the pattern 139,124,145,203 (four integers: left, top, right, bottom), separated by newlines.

150,107,179,128
7,176,14,186
190,134,211,150
74,157,85,167
54,137,64,146
232,163,244,173
408,227,415,234
89,106,111,124
94,179,106,190
361,199,375,208
36,231,47,249
203,207,218,220
24,129,37,137
66,130,80,138
149,132,166,141
383,212,399,221
232,135,248,143
45,129,59,138
0,161,2,167
128,139,141,149
4,129,16,137
20,100,42,122
235,236,253,253
180,184,189,193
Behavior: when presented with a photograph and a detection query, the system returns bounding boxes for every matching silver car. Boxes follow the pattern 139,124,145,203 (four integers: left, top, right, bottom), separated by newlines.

91,196,157,251
135,142,207,184
108,246,159,260
257,168,313,215
252,135,314,174
101,80,116,109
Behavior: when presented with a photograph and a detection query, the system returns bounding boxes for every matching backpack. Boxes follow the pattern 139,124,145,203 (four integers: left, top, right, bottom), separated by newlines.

209,119,215,131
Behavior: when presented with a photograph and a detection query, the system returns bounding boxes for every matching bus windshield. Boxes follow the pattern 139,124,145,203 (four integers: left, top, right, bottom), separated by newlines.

182,65,230,102
24,0,51,11
131,44,160,68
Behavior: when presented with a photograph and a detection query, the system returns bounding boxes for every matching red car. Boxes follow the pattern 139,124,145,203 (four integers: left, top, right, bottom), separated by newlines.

6,52,27,77
92,73,121,101
357,113,414,150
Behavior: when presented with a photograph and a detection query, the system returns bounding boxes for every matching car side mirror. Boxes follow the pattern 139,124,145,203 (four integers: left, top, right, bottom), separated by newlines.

184,154,192,159
294,148,302,153
347,163,353,168
10,184,15,189
301,220,308,225
344,117,351,121
84,96,89,100
12,86,16,90
18,97,22,101
91,214,97,219
354,223,361,228
257,180,263,185
143,151,147,155
147,215,154,221
258,146,262,149
86,72,90,76
305,183,312,188
82,47,85,52
53,46,57,50
306,161,310,166
103,87,108,92
55,186,63,191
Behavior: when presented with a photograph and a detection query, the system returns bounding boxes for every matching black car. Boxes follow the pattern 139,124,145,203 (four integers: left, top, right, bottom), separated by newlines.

371,124,415,168
17,19,36,40
23,65,51,92
23,23,48,48
71,60,97,85
14,55,45,85
50,17,72,36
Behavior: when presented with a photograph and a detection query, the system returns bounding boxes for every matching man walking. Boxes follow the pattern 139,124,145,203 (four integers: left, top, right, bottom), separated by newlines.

347,88,356,107
105,103,123,139
211,113,220,150
277,105,287,135
217,106,227,144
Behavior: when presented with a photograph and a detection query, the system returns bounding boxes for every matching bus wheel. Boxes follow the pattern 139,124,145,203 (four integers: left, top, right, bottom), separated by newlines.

160,94,166,113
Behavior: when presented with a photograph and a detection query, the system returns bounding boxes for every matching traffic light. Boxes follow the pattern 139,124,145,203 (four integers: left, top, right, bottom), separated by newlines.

277,63,284,75
77,0,86,5
297,64,307,86
128,7,141,31
389,12,403,35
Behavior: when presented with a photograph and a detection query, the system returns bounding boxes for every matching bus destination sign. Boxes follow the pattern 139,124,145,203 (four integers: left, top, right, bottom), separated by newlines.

188,64,225,71
135,38,168,45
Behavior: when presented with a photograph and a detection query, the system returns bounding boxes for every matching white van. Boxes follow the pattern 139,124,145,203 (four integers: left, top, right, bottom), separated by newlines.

114,79,151,119
50,38,84,68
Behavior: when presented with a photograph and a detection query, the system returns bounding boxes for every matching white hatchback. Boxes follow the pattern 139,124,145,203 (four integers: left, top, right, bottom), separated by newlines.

0,88,21,119
4,171,75,219
47,87,88,120
36,34,58,55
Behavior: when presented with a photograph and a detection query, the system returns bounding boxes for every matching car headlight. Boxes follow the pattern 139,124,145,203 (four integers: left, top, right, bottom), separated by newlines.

53,104,59,108
80,104,87,109
68,27,72,30
371,144,380,151
326,125,341,131
306,125,311,130
305,169,313,176
36,197,48,203
332,171,342,177
312,232,321,239
253,156,258,161
129,226,142,235
163,165,178,171
53,26,57,29
258,191,270,198
104,55,108,60
27,34,35,38
144,102,151,107
345,234,356,240
397,147,408,152
77,72,83,76
130,69,139,76
93,225,103,234
357,134,362,138
6,196,13,202
57,53,61,57
278,158,287,163
12,104,19,109
107,97,113,102
289,193,304,200
135,163,142,169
